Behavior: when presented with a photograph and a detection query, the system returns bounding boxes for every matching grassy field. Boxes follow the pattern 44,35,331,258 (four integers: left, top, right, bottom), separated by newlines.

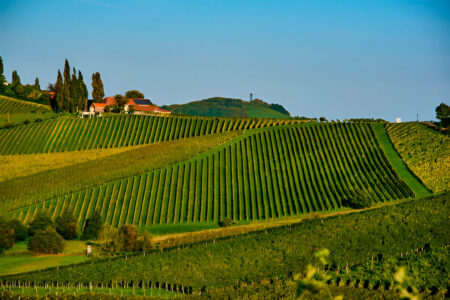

0,131,239,213
8,123,417,231
243,102,290,118
0,241,89,276
372,123,431,197
3,192,447,292
0,114,304,155
386,122,450,193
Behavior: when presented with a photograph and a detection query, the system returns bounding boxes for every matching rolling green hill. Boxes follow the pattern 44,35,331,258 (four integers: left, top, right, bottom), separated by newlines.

8,123,419,231
161,97,291,118
0,114,302,155
0,94,51,114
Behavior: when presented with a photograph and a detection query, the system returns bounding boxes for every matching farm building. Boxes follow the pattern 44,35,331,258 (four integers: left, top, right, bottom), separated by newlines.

95,97,171,114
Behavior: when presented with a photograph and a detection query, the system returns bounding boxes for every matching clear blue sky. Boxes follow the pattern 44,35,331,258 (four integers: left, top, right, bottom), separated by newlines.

1,0,449,121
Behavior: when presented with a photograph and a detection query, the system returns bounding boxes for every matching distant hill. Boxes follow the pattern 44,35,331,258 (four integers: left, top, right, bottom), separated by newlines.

161,97,291,118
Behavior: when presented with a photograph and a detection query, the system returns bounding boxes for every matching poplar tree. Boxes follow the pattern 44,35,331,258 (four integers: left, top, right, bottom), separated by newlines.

34,77,40,90
91,72,104,103
0,56,5,93
63,59,73,112
78,71,88,111
53,70,64,112
11,70,22,95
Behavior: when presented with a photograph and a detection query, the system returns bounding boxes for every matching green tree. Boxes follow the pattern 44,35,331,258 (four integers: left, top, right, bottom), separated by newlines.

11,70,23,96
78,71,88,111
53,70,64,112
125,90,145,99
34,77,40,90
0,56,6,93
7,219,27,241
27,226,64,254
435,102,449,127
91,72,105,103
114,94,129,113
119,224,138,252
0,216,15,253
63,59,73,112
55,210,78,240
134,231,153,253
28,212,53,236
98,225,120,254
82,211,103,240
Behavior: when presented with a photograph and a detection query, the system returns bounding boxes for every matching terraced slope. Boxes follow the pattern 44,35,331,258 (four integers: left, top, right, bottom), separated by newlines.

0,95,51,113
0,115,303,155
0,132,239,213
386,122,450,192
10,123,414,229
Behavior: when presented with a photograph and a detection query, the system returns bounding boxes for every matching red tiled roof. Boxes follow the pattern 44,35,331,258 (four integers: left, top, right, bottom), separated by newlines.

103,97,140,106
92,103,107,107
133,105,171,113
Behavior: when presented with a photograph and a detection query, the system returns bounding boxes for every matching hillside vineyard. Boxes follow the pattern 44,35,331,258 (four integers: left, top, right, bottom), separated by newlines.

0,95,50,114
0,115,303,154
10,123,414,229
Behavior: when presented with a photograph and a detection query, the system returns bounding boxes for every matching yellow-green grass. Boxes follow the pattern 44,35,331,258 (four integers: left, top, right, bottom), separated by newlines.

0,241,89,276
0,94,51,113
243,102,290,118
0,131,240,213
0,146,139,182
386,122,450,193
372,123,431,197
0,114,304,155
10,123,415,231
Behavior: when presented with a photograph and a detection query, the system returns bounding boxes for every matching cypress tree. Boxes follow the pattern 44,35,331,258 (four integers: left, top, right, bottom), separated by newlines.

0,56,5,93
54,70,64,112
78,71,88,111
34,77,40,90
71,67,80,111
91,72,104,103
11,70,22,96
63,59,73,112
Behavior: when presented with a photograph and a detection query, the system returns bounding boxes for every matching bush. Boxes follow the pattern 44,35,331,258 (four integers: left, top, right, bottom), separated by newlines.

27,226,64,254
119,225,138,252
8,219,27,241
219,217,233,227
82,211,102,240
134,231,153,253
55,210,77,240
99,225,120,254
28,212,53,236
0,216,15,253
319,117,328,122
34,118,43,123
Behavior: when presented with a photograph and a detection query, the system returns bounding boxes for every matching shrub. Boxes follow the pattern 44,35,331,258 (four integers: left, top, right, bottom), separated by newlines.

319,117,328,122
27,226,64,254
55,210,77,240
219,217,233,227
134,231,153,253
28,212,53,236
23,119,30,125
3,122,14,129
8,219,27,241
0,216,15,253
119,224,138,252
34,118,43,122
98,225,120,254
82,211,102,240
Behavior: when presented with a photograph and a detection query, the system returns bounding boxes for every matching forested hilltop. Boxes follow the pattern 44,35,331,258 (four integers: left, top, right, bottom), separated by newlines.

161,97,291,118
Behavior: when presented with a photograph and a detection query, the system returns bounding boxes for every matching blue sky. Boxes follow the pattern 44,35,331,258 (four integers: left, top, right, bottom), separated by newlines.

0,0,449,121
